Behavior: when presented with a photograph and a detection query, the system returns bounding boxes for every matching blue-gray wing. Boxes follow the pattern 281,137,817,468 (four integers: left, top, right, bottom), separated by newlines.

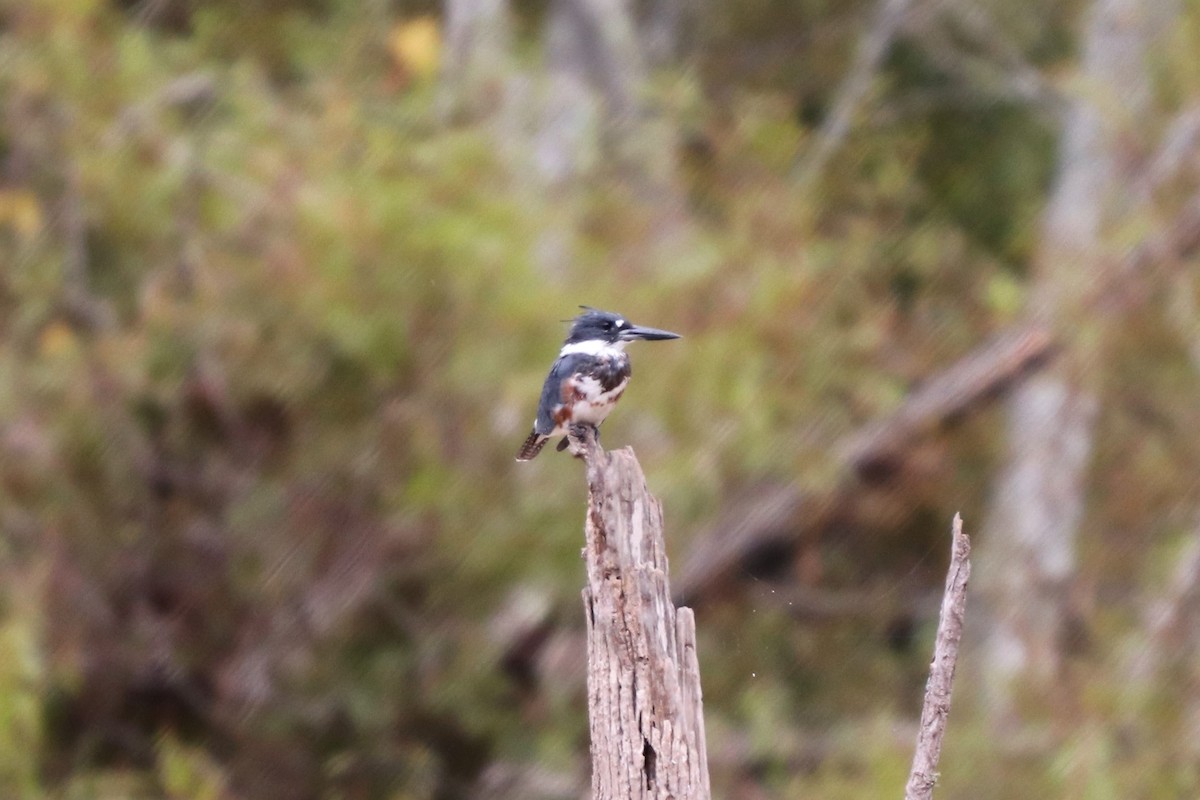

533,353,592,435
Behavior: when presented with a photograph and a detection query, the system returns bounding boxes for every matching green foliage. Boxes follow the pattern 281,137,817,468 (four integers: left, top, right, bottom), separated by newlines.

0,576,43,799
157,735,230,800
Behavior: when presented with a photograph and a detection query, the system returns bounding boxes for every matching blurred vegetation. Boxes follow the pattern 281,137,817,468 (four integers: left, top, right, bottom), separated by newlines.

1,0,1199,798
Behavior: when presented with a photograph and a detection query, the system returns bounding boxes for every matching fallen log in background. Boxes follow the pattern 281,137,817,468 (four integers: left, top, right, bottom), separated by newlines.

675,324,1053,606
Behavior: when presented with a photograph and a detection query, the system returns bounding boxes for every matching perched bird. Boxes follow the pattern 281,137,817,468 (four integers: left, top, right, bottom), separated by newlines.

516,308,680,461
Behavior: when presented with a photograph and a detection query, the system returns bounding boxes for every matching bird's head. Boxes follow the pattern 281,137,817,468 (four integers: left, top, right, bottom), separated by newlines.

566,308,681,346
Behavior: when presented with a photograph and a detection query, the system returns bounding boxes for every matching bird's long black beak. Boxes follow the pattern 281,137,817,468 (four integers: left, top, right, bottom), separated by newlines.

620,324,681,342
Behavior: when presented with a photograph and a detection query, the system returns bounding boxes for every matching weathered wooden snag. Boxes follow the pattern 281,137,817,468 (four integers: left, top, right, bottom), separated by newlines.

574,428,711,800
904,514,971,800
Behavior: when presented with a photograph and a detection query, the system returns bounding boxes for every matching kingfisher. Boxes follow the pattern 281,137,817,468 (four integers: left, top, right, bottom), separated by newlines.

516,308,681,461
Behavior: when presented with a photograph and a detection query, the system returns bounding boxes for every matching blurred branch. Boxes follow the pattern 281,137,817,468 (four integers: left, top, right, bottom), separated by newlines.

102,71,217,148
904,513,970,800
936,2,1056,95
873,3,1065,127
675,483,831,607
1110,188,1200,313
1078,104,1200,315
914,1,1063,112
1127,523,1200,685
838,325,1056,480
1133,104,1200,202
794,0,915,188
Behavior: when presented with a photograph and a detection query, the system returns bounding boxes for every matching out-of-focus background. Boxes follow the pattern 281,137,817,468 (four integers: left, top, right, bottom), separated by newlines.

2,0,1199,797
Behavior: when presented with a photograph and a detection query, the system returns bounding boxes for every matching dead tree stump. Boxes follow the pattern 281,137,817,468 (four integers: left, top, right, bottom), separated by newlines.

576,429,711,799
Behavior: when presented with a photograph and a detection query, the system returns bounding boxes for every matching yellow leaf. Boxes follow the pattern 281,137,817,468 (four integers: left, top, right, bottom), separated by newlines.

39,321,77,358
0,189,42,238
389,16,441,79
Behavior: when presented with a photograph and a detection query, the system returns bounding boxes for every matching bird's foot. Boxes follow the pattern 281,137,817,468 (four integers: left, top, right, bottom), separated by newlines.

566,424,599,459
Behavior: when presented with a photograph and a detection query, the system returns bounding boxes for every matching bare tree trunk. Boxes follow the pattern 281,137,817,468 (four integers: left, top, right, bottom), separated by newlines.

440,0,513,122
535,0,646,186
577,430,710,799
532,0,690,280
551,0,644,132
975,0,1177,726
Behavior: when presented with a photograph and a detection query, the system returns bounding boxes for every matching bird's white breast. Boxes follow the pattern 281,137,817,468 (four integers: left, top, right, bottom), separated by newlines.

569,375,629,425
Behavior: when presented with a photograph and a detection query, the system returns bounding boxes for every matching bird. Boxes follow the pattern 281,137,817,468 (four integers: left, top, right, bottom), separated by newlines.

516,308,680,461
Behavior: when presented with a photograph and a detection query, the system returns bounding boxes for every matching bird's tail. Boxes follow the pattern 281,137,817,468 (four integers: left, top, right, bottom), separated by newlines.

516,431,549,461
